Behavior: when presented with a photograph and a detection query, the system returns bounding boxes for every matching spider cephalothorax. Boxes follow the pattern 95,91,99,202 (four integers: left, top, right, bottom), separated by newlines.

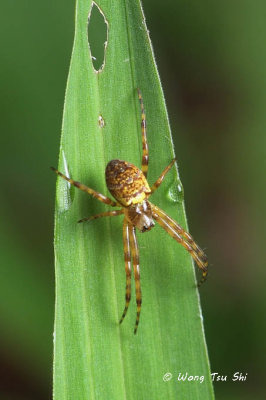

51,89,208,334
124,199,155,232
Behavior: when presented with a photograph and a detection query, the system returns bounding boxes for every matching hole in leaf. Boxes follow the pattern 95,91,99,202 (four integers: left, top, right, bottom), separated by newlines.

88,2,108,72
98,114,105,128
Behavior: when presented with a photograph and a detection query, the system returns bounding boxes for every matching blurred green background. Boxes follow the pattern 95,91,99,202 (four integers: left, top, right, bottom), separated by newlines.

0,1,265,399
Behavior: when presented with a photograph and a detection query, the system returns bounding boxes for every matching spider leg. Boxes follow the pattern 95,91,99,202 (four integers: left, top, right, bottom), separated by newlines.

78,209,123,223
137,89,149,178
119,218,132,325
51,167,119,206
151,205,207,260
128,224,142,334
151,204,208,285
150,158,176,194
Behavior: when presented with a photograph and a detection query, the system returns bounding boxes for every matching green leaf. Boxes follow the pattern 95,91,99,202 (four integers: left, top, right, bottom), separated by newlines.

53,0,214,399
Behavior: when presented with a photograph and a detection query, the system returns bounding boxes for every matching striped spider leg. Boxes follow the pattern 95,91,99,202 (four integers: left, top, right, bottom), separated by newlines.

151,205,208,286
51,89,208,334
120,221,141,334
50,167,119,207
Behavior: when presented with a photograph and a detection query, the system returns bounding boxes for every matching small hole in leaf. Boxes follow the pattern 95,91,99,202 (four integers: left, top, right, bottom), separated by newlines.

88,2,108,72
98,114,105,128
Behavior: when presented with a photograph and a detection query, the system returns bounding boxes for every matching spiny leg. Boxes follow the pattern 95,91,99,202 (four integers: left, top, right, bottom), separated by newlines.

197,270,208,287
150,158,176,194
129,224,142,334
119,219,132,325
51,167,118,206
137,89,149,178
151,205,208,285
78,209,123,223
152,204,207,261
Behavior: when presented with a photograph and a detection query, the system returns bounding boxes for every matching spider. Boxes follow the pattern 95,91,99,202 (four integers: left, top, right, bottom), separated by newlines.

51,89,208,334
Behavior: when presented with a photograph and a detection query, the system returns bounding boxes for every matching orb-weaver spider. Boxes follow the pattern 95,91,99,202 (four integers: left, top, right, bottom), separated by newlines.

51,89,208,334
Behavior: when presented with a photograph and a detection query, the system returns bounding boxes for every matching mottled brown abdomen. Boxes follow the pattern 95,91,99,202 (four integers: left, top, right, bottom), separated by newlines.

105,160,151,206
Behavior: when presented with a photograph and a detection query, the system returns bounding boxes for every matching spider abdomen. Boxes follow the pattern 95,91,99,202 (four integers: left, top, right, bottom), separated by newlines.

105,159,151,206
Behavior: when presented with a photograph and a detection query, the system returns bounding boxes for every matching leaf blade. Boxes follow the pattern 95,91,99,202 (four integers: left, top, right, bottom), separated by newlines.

53,1,214,399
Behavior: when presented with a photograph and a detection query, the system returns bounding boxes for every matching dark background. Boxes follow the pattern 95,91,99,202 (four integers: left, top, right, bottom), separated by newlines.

0,1,265,399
